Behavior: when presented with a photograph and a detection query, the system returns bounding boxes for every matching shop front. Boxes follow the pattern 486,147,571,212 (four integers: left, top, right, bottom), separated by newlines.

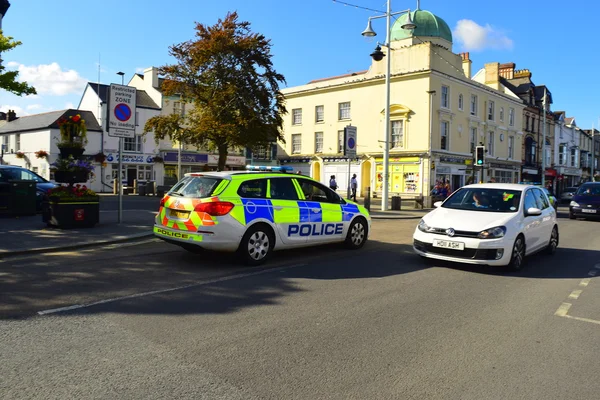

322,156,361,195
280,157,312,177
106,152,159,187
488,162,521,184
163,152,208,185
521,166,541,184
374,156,422,197
207,154,246,170
433,155,470,194
559,167,582,188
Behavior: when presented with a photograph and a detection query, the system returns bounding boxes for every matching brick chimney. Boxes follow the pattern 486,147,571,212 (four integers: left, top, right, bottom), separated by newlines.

459,52,472,79
7,109,17,121
514,69,532,79
144,67,159,88
484,62,500,90
499,62,515,79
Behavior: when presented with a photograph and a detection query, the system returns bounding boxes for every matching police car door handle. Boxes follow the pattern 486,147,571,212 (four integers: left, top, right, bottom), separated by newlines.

312,208,321,213
273,206,283,211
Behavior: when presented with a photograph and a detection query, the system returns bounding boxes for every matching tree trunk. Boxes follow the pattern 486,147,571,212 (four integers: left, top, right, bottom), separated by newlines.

217,145,228,171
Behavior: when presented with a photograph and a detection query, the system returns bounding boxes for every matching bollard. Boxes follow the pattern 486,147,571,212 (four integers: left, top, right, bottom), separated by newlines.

364,186,371,212
113,178,118,195
132,179,137,195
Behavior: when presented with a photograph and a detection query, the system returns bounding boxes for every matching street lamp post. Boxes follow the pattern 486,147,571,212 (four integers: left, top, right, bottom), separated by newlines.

541,87,547,188
361,2,416,211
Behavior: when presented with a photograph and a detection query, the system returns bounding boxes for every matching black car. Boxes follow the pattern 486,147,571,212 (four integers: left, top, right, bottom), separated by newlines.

569,182,600,220
0,165,58,211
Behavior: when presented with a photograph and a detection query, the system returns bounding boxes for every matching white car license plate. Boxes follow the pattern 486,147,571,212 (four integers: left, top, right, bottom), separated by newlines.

432,239,465,250
582,209,597,214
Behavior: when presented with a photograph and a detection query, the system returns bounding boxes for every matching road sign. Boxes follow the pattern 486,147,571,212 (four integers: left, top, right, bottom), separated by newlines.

344,126,357,158
108,84,137,138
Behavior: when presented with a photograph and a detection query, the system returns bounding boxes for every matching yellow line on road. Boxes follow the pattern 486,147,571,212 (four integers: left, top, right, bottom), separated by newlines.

554,302,572,317
568,290,582,300
580,278,591,287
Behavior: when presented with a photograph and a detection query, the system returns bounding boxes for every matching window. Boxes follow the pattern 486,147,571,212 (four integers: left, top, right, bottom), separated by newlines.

441,188,521,213
338,130,344,153
458,94,464,110
509,108,515,127
493,170,514,184
124,135,142,152
488,131,495,156
391,120,404,148
15,134,20,152
508,136,515,159
297,179,342,204
525,137,536,165
470,127,477,153
533,188,550,210
525,115,530,131
315,105,324,123
1,135,8,151
499,107,504,122
169,176,222,198
524,190,538,213
470,95,478,116
314,132,323,153
173,101,182,115
488,101,495,121
440,121,449,150
441,85,449,108
253,145,269,160
292,108,302,125
338,102,351,120
237,178,267,199
138,165,153,181
571,148,578,167
559,144,567,165
292,134,301,154
545,147,551,167
269,178,299,201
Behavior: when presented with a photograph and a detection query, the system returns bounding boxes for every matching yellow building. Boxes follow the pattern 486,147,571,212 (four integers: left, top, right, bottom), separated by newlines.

278,8,525,206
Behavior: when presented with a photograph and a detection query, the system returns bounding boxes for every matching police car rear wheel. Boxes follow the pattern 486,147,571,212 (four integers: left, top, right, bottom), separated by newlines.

239,224,274,266
345,217,368,249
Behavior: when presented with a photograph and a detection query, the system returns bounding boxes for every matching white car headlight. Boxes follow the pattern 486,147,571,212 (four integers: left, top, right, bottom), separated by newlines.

418,219,434,233
478,226,506,239
570,201,579,207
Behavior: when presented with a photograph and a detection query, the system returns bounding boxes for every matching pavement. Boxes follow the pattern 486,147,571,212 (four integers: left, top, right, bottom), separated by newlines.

0,194,427,257
2,212,600,399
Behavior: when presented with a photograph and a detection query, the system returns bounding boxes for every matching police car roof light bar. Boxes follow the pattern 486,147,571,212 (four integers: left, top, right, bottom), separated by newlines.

245,165,294,173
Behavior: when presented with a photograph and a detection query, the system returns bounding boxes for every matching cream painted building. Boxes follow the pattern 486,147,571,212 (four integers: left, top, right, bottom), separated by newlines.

279,7,524,206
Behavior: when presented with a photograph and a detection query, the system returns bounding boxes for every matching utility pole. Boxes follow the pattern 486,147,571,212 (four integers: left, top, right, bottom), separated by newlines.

541,87,547,188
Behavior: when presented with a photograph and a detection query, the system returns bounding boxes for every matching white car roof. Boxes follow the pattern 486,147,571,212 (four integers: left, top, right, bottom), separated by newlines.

462,183,536,191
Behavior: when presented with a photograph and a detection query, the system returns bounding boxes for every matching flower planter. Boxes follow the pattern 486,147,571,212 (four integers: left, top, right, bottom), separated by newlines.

58,146,85,159
54,170,89,184
42,196,100,229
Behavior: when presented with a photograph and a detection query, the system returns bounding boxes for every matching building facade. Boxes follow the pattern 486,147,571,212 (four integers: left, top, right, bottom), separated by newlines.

553,113,583,190
278,8,524,206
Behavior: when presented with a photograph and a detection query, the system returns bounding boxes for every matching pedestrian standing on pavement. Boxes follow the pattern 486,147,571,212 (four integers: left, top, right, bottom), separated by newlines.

350,174,358,201
329,175,338,191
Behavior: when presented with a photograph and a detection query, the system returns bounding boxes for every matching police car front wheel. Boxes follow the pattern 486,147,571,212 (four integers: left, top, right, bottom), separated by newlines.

239,224,275,266
345,217,368,249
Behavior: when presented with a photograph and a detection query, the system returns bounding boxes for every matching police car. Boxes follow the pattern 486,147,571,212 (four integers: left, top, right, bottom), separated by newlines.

153,166,371,265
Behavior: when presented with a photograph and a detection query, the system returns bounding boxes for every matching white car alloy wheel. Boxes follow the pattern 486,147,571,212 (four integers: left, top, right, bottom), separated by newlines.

509,236,525,271
247,231,270,261
547,226,558,255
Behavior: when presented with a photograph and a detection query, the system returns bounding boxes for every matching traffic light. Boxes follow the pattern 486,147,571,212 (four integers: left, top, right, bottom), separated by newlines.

475,146,485,166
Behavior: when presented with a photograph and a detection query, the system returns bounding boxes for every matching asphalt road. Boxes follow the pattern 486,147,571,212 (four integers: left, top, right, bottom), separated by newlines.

2,208,600,399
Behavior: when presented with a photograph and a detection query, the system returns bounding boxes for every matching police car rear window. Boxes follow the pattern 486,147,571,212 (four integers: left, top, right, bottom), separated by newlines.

169,176,222,198
238,179,267,199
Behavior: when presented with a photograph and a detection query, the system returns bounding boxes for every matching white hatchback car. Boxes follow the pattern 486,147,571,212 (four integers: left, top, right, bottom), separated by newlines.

413,183,558,270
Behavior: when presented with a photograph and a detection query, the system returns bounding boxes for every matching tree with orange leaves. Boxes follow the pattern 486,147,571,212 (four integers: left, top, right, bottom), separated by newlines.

144,12,287,171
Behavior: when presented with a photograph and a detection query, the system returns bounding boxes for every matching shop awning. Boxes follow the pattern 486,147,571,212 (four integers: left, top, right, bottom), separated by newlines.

545,169,558,177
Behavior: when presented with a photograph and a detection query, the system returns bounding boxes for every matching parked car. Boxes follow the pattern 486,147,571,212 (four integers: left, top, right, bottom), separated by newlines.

560,187,579,204
569,182,600,220
413,183,558,271
0,165,58,211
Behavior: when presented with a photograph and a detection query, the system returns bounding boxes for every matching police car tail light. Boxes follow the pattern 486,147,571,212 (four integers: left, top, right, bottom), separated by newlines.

159,197,167,208
194,201,234,216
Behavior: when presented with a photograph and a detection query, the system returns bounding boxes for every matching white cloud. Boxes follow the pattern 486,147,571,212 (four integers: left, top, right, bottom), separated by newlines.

64,102,75,109
453,19,513,52
26,104,43,111
6,62,87,96
0,105,29,116
135,67,145,74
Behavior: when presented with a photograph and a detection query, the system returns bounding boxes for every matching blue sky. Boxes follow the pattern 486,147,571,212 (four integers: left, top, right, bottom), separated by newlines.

2,0,598,128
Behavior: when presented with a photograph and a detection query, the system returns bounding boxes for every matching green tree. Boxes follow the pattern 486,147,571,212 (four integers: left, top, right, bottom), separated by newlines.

0,31,37,96
144,12,286,171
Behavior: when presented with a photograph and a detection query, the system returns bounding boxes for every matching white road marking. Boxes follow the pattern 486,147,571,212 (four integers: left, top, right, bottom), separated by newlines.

580,278,591,287
568,290,582,299
589,270,597,277
37,263,308,316
555,302,572,317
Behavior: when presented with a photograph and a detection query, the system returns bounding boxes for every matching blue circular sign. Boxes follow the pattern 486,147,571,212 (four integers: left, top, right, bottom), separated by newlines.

347,137,356,149
115,103,132,122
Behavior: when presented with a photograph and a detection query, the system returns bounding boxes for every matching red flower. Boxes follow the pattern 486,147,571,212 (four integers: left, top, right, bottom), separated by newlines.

72,115,81,123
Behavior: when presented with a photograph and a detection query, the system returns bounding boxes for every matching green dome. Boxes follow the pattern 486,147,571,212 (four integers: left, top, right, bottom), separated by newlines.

390,9,452,43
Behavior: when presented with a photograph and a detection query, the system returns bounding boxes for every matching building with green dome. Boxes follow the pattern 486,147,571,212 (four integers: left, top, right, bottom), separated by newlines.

279,6,526,207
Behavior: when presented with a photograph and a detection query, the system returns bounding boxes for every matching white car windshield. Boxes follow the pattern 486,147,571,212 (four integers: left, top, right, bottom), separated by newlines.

442,188,522,213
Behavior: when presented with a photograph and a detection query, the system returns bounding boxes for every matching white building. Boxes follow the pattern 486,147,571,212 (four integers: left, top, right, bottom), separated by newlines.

0,109,104,192
553,112,582,188
78,82,163,191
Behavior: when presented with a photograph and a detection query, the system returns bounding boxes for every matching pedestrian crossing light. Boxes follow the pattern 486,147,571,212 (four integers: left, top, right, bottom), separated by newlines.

475,146,485,166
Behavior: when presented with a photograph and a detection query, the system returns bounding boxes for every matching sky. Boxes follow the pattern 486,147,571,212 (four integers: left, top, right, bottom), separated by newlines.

1,0,599,128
